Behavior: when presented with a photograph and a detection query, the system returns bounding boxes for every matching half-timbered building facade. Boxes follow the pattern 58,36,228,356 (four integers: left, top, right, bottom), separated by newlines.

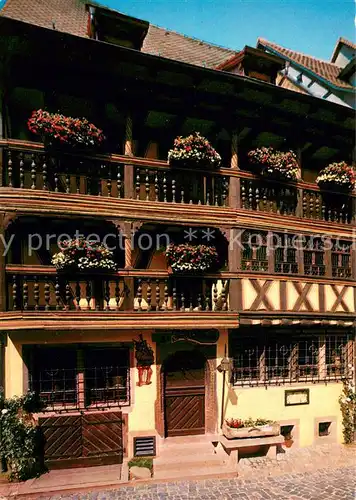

0,0,355,469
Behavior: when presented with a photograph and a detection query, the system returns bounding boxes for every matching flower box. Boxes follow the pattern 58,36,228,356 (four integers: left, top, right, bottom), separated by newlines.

316,162,355,193
52,237,117,272
165,243,219,273
223,421,280,439
28,110,105,149
168,132,221,169
248,147,298,181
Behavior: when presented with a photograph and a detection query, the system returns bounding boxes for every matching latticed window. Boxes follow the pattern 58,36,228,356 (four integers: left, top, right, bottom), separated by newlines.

274,233,298,274
26,345,131,411
230,329,353,386
303,237,325,276
241,231,268,272
331,240,352,279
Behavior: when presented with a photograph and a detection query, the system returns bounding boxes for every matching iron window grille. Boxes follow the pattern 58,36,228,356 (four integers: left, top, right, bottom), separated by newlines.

241,231,268,272
28,345,131,411
274,233,298,274
231,331,353,387
303,238,326,276
331,241,352,279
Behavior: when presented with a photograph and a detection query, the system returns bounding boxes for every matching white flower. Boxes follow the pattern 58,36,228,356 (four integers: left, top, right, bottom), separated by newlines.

1,409,8,415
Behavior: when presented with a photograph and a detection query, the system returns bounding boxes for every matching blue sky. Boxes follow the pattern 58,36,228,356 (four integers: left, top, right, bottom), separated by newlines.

96,0,354,61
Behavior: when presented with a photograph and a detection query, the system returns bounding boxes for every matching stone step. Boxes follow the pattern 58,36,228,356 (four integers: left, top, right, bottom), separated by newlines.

154,464,237,481
162,434,218,445
154,453,225,472
157,442,217,458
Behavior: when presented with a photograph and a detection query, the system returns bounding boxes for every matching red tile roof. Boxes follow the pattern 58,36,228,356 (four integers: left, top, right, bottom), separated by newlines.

1,0,89,37
142,25,235,69
257,38,354,90
1,0,236,69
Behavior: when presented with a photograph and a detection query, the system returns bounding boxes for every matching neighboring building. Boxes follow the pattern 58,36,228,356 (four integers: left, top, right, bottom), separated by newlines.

0,0,355,474
257,37,356,108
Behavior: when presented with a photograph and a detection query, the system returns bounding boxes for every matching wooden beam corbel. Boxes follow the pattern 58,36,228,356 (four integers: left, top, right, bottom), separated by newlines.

111,219,143,269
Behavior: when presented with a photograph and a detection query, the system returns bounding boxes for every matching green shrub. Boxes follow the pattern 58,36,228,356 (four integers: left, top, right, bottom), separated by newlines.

0,390,46,481
128,457,153,472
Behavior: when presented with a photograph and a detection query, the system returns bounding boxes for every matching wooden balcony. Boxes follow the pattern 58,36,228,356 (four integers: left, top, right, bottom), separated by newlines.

1,267,236,330
5,265,229,317
0,140,355,228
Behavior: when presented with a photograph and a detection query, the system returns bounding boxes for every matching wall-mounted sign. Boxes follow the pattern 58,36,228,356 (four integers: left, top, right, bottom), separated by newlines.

285,389,310,406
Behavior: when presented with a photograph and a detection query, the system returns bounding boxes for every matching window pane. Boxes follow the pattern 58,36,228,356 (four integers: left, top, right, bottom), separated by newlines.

29,346,77,406
84,347,130,405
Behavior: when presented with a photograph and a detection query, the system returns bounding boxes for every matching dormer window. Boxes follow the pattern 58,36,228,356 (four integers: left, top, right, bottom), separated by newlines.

87,4,149,50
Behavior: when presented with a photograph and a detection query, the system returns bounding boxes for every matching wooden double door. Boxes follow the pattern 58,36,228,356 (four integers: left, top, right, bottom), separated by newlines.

39,411,123,469
164,350,206,437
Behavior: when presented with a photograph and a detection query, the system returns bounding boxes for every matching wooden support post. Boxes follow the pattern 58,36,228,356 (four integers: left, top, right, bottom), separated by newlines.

0,88,4,188
297,242,304,276
0,332,6,472
296,147,302,180
267,231,275,274
76,348,85,410
325,237,332,278
124,114,134,199
113,220,142,311
296,187,304,218
351,236,356,280
351,197,356,226
228,133,240,209
227,228,242,311
0,213,15,312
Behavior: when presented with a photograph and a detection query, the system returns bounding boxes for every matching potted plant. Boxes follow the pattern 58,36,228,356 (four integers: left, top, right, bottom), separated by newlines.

165,243,219,273
316,161,355,193
28,109,105,149
168,132,221,169
51,237,117,272
248,147,298,181
223,417,280,439
133,335,154,386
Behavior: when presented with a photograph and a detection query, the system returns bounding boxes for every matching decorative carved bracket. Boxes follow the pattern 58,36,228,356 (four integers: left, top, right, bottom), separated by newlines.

111,220,143,238
0,211,17,231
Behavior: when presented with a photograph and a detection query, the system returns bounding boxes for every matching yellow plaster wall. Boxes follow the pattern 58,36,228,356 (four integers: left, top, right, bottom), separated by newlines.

127,332,157,433
5,335,24,398
215,335,345,447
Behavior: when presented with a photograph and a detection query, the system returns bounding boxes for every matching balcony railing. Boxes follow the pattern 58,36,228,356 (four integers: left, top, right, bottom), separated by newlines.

1,141,355,223
8,271,229,312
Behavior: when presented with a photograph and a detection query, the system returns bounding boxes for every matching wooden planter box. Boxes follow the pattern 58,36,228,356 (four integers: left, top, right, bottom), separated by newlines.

223,421,280,439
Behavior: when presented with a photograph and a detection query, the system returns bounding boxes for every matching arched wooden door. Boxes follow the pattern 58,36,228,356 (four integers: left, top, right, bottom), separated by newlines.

164,350,206,437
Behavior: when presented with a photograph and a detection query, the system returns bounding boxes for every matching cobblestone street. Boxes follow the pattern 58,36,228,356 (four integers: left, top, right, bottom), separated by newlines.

44,465,355,500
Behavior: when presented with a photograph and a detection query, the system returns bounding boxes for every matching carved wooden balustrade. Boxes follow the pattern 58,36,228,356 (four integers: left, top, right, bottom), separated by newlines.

134,166,228,206
1,141,355,223
240,178,298,216
7,269,229,313
301,187,353,224
3,147,125,198
1,145,228,207
240,177,354,224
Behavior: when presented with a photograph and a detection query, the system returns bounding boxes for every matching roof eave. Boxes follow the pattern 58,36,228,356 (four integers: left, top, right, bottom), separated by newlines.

0,15,354,120
259,41,355,93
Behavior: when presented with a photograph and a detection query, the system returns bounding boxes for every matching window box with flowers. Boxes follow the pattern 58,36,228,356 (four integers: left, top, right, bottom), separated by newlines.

28,110,105,150
223,418,280,439
316,162,355,193
165,243,219,273
248,147,298,181
168,132,221,169
51,237,117,272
